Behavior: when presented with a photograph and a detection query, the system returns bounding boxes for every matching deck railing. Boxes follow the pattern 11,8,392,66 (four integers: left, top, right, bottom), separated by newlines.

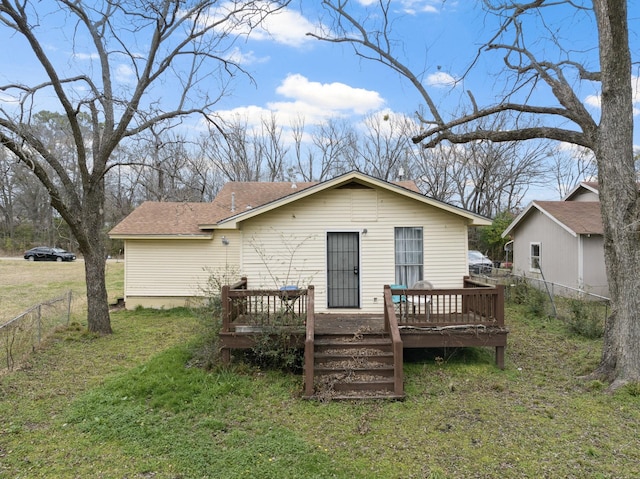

221,278,308,332
390,279,504,328
383,286,404,397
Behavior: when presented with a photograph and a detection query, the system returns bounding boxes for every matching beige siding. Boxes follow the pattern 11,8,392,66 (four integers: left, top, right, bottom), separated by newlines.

123,232,241,308
238,187,468,314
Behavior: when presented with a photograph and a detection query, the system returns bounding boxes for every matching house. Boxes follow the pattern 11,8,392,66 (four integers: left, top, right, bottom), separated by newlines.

502,182,608,298
109,171,492,311
110,171,507,399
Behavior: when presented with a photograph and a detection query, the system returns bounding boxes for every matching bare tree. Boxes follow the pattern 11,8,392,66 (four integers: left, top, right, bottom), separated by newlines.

354,113,414,181
312,1,639,388
0,148,18,244
205,117,263,182
451,133,549,217
258,113,289,181
290,116,316,181
309,118,356,180
548,145,598,198
412,144,460,204
0,0,289,334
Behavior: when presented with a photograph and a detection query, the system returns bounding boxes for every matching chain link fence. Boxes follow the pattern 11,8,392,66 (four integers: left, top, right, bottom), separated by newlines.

1,290,72,371
473,269,609,337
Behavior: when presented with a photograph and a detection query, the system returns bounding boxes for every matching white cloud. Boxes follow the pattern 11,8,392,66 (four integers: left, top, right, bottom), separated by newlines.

115,64,135,83
0,92,19,104
72,52,99,61
211,74,386,129
425,71,458,88
214,105,272,128
584,75,640,115
357,0,442,14
249,6,323,47
224,47,268,66
584,94,601,109
276,74,384,115
192,2,322,48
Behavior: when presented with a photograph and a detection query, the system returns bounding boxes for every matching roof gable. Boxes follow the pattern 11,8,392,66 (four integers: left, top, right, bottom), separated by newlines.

211,171,490,228
502,200,603,238
563,181,600,201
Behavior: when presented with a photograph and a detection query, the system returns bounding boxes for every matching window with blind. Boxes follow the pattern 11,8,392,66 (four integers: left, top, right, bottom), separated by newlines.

394,227,423,287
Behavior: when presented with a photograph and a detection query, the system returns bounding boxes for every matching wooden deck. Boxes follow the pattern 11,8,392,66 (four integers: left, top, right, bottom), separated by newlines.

220,277,508,399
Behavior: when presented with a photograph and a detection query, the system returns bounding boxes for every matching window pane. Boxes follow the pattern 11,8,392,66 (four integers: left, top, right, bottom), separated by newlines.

395,227,423,286
530,243,541,269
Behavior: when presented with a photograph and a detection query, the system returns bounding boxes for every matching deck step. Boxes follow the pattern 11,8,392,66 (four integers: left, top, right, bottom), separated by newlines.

307,331,404,401
313,336,390,346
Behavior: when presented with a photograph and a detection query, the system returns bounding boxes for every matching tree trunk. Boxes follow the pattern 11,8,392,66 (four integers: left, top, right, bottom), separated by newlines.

592,0,640,387
77,174,112,334
84,245,112,334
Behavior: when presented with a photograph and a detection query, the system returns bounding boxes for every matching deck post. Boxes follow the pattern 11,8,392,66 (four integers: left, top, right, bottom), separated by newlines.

221,347,230,364
221,285,230,333
384,286,404,398
303,286,315,398
495,346,505,370
221,284,231,364
495,284,505,326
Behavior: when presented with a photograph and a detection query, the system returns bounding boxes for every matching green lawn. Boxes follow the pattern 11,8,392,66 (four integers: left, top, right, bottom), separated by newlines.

1,262,639,478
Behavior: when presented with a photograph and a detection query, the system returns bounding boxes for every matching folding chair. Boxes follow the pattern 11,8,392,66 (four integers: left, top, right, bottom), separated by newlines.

408,280,433,321
390,284,407,319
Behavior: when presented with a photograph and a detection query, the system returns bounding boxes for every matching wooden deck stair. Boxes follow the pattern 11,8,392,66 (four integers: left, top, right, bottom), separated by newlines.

306,331,404,401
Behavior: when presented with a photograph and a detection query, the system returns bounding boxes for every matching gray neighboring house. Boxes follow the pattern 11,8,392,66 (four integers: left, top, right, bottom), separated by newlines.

502,182,608,298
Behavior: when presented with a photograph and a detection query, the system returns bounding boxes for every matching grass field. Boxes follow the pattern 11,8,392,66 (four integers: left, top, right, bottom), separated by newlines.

0,259,124,324
1,261,639,478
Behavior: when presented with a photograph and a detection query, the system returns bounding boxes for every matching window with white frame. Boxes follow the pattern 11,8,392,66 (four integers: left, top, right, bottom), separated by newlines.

530,242,541,271
395,227,423,287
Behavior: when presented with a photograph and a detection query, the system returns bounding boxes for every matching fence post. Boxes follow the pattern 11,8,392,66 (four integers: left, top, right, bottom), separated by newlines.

67,290,72,325
36,304,42,346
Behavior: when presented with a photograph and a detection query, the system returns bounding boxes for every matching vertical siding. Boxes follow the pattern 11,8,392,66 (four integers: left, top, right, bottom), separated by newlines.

239,187,469,314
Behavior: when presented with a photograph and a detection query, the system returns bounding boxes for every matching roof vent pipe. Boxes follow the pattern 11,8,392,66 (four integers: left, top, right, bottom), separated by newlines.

231,192,235,212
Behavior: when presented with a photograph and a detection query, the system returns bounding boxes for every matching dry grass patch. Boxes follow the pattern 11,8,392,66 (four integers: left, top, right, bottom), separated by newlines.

0,259,124,323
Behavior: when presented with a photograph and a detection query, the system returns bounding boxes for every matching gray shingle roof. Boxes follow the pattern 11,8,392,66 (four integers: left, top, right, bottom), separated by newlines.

534,201,603,235
109,178,422,236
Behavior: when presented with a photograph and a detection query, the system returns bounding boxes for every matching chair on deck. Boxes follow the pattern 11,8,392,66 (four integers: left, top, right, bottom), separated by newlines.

408,280,433,320
390,284,407,318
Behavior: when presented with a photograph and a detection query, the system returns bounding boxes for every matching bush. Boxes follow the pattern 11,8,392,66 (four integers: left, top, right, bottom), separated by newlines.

188,267,239,370
525,287,548,317
508,280,548,317
508,280,531,305
564,299,604,339
245,314,305,373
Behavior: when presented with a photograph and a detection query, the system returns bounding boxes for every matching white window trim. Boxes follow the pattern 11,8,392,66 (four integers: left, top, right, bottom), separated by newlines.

394,226,424,287
530,242,541,273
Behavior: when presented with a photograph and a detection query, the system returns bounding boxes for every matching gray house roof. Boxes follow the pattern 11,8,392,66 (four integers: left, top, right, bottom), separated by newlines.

502,200,603,238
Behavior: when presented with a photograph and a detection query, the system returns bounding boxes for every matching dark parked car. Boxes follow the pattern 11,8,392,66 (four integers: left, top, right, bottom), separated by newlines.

24,247,77,262
468,250,493,274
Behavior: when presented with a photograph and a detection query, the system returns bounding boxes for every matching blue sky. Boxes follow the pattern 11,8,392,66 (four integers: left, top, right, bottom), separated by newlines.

210,1,638,139
1,0,639,199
